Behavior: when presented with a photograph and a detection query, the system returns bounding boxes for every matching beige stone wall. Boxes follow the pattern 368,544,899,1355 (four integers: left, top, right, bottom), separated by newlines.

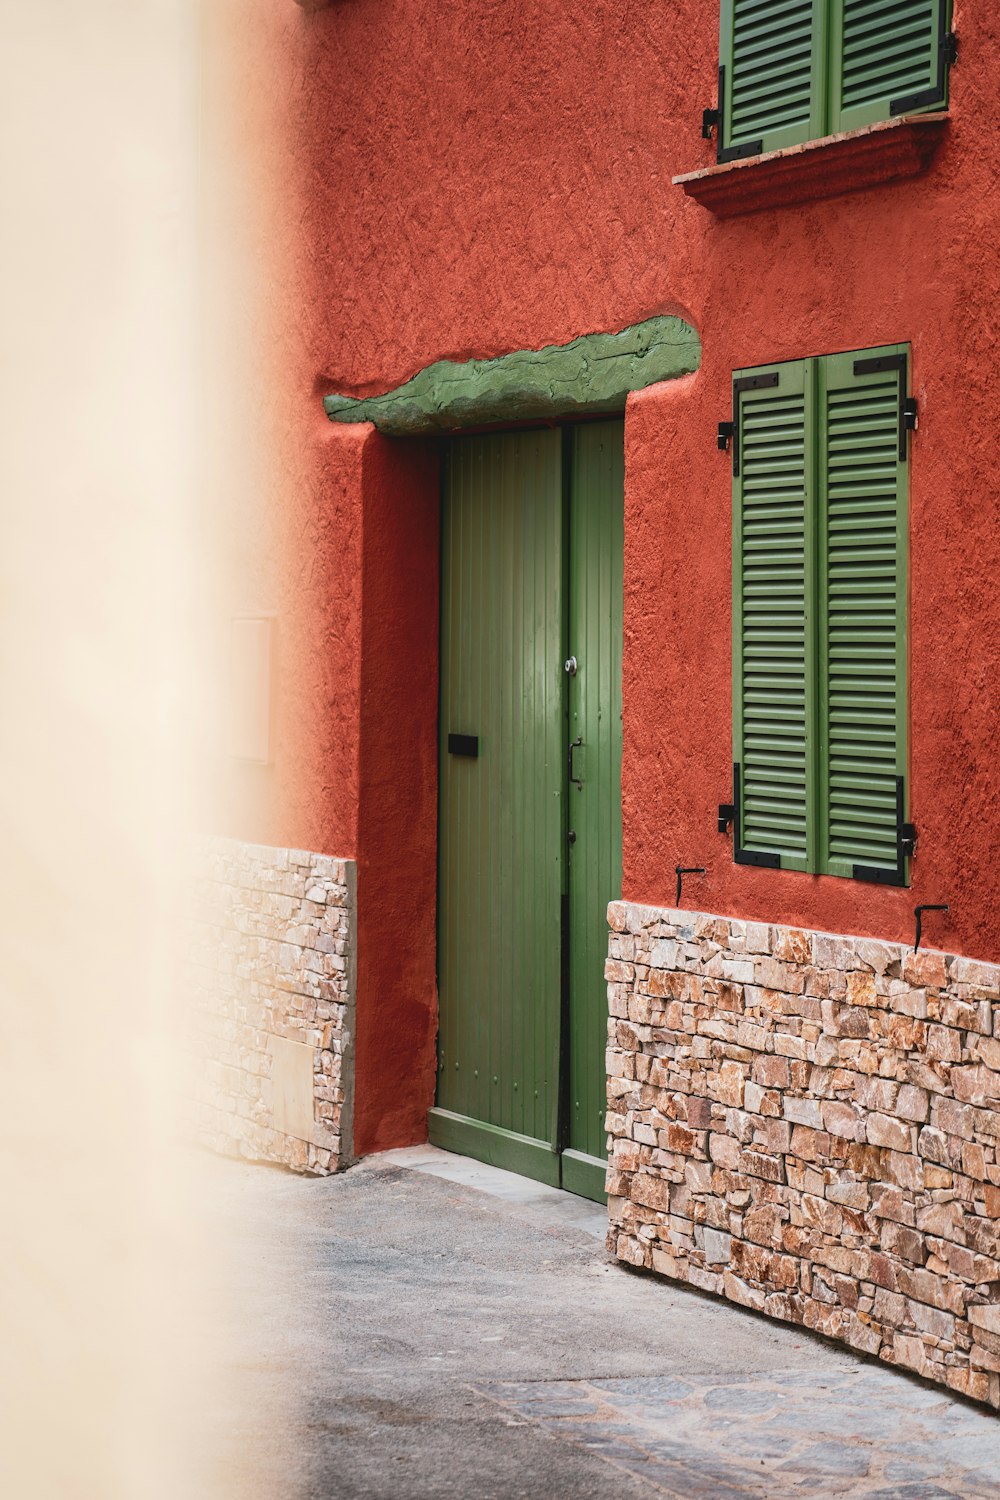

187,837,355,1173
606,901,1000,1408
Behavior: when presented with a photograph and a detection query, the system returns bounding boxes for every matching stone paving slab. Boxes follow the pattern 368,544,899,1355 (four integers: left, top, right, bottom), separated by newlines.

190,1149,998,1499
476,1367,1000,1498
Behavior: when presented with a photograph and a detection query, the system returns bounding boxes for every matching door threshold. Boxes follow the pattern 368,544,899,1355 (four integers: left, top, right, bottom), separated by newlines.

375,1144,609,1239
427,1110,608,1204
560,1148,609,1205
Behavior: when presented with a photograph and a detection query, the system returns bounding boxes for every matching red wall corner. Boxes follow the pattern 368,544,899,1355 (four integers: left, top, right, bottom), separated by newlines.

353,431,441,1155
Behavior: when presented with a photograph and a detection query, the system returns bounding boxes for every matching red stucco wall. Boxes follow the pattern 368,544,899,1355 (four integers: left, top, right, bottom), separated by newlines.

205,0,999,1147
354,434,440,1154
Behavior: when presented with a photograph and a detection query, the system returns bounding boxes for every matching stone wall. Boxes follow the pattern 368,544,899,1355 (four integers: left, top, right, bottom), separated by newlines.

187,837,355,1173
605,901,1000,1408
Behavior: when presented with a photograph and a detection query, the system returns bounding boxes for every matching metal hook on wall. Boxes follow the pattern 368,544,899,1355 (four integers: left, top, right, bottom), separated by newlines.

914,903,949,952
675,865,707,908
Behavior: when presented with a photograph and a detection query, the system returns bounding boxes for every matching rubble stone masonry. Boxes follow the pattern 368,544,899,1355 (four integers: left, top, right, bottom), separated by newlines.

188,837,355,1174
606,902,1000,1408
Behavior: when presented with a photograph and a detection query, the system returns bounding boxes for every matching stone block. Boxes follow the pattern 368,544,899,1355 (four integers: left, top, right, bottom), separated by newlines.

783,1096,823,1128
703,1228,732,1265
866,1112,914,1152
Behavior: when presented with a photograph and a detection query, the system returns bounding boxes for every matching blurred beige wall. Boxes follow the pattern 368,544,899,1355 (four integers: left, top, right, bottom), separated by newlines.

0,4,204,1496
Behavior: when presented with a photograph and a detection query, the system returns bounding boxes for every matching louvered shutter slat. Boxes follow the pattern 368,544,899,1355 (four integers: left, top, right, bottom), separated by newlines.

830,0,949,134
733,363,814,869
818,349,908,880
720,0,825,159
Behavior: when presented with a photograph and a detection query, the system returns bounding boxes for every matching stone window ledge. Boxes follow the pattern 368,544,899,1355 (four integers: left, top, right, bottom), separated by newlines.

673,114,949,219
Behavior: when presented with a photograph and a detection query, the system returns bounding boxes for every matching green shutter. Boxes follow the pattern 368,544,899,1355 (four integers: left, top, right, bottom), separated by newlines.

817,347,908,881
733,360,816,870
719,0,827,159
829,0,951,134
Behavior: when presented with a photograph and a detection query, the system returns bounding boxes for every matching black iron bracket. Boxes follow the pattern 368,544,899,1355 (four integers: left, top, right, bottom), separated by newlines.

702,106,720,140
715,66,762,162
891,14,956,115
718,420,734,453
676,866,706,908
914,903,949,952
726,763,781,869
853,776,916,886
853,352,912,460
731,371,779,478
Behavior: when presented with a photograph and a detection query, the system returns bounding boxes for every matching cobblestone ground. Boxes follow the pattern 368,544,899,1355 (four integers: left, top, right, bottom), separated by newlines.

191,1147,998,1500
476,1368,999,1498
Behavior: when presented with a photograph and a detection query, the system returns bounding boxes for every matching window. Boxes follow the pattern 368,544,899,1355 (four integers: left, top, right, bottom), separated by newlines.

730,347,911,884
717,0,954,161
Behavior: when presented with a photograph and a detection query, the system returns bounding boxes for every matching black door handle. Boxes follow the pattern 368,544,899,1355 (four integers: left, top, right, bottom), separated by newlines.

568,736,583,790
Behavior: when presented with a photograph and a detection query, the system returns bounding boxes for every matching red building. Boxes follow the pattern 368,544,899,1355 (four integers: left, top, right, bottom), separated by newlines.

196,0,1000,1403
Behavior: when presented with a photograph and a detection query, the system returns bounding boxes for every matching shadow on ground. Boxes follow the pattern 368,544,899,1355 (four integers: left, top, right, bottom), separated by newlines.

190,1150,998,1500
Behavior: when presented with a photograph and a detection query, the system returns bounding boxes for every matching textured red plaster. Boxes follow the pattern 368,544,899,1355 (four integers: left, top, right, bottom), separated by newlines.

354,433,440,1154
205,0,1000,1157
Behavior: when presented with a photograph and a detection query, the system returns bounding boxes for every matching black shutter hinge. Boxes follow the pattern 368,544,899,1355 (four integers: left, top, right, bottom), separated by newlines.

943,31,958,67
718,420,735,453
853,777,914,886
702,106,720,140
903,396,918,436
718,802,736,835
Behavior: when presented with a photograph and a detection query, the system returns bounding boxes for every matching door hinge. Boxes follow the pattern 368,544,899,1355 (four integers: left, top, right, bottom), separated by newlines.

702,106,720,140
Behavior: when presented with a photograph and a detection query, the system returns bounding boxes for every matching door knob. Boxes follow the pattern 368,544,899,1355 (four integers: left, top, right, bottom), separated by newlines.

564,656,578,676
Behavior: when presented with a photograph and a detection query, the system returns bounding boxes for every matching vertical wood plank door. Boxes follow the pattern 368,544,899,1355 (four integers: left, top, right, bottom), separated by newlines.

431,421,623,1201
564,421,625,1203
432,429,566,1185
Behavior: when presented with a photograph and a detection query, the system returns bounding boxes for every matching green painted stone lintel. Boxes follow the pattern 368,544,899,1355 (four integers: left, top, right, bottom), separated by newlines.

322,317,700,435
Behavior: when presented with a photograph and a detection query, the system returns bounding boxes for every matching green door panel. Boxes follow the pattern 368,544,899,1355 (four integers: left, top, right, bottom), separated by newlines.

434,422,624,1206
566,421,624,1202
433,430,565,1182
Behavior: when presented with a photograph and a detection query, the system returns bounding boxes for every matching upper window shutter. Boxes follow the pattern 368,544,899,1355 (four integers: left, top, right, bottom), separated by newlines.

816,347,909,883
829,0,951,135
719,0,827,160
733,359,816,871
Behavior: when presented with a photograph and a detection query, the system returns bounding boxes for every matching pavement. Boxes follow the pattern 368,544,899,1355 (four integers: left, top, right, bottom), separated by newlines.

189,1145,1000,1500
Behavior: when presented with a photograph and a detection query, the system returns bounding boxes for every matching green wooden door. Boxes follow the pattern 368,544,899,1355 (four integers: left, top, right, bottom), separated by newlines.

431,422,623,1203
563,422,625,1203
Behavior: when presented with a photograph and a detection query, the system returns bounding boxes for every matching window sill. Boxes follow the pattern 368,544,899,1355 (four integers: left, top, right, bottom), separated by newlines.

673,113,949,219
